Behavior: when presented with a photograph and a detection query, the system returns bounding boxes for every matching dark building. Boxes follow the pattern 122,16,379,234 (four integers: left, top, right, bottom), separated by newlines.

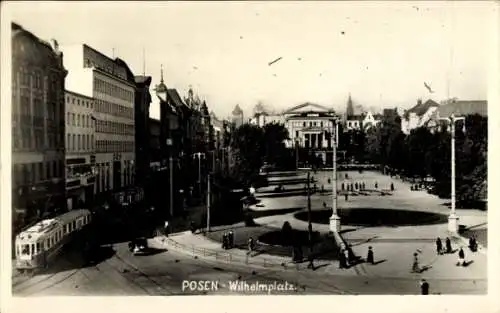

134,75,152,186
11,23,67,232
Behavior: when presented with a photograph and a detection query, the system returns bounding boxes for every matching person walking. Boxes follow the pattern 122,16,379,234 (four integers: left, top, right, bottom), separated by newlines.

375,182,378,189
445,237,452,254
412,252,420,273
390,183,395,192
457,247,465,266
228,231,234,249
436,237,443,255
339,250,347,269
420,279,429,295
366,246,374,264
343,249,350,267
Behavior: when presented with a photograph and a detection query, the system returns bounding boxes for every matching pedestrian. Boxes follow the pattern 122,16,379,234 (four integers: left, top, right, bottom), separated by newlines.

164,220,169,237
228,230,234,249
339,251,347,269
307,254,314,270
345,173,348,179
420,279,429,295
390,183,395,191
457,247,465,266
222,232,228,249
323,202,327,208
445,237,452,254
341,183,345,191
248,237,254,253
469,236,477,252
375,182,378,189
367,246,374,264
343,249,350,267
190,221,196,234
350,183,354,191
321,184,324,192
355,182,358,190
345,193,348,201
412,252,420,273
436,237,443,255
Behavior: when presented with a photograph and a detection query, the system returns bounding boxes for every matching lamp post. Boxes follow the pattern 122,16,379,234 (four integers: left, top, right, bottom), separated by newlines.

295,138,299,170
438,113,466,234
155,65,174,218
329,118,341,233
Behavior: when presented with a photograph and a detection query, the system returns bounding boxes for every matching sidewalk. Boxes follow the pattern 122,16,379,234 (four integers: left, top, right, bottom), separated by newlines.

155,228,487,281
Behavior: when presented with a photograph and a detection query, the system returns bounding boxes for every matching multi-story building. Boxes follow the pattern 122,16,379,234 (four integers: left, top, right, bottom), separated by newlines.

64,90,96,210
282,102,337,164
343,94,381,131
134,75,152,186
11,23,67,229
59,44,136,201
249,112,284,127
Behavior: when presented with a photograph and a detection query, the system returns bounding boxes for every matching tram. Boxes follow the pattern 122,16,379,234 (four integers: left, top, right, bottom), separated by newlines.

15,209,92,273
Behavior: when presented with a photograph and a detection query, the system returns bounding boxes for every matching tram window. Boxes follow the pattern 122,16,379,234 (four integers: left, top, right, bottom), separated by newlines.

31,244,35,255
36,243,41,252
73,221,76,230
21,245,29,255
45,239,49,249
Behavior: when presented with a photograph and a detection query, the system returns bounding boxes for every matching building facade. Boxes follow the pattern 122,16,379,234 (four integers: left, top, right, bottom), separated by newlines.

282,102,337,164
60,44,136,200
64,90,96,210
11,23,67,229
134,75,152,186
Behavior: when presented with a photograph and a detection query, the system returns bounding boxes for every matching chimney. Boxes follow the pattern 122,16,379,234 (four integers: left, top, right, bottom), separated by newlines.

49,39,59,53
417,99,422,106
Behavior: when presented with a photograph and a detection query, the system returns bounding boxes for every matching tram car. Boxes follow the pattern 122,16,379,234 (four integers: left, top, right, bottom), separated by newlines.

15,209,92,273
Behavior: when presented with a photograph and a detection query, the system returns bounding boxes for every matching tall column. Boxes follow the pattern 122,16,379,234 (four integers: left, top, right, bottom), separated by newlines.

329,120,341,232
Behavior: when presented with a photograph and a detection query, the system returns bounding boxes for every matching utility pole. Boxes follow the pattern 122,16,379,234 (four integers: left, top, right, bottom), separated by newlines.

307,171,313,253
207,173,211,232
295,139,299,170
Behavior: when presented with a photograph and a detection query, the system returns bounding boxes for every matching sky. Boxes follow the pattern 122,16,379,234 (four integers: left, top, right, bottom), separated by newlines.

5,1,496,120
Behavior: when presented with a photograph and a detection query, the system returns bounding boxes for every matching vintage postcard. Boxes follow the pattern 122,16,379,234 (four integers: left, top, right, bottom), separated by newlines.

1,1,498,313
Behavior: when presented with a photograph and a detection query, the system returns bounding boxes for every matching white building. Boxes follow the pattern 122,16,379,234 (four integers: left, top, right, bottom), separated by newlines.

60,44,136,197
400,99,440,134
64,90,96,210
249,112,284,127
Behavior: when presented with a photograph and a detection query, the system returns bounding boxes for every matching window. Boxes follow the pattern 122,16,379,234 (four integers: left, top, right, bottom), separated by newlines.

67,113,70,125
38,162,44,181
72,113,75,126
77,134,81,150
77,114,80,126
72,134,76,151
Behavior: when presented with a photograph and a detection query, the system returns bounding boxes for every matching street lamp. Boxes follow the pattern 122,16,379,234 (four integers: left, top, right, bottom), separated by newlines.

329,118,341,233
438,113,466,234
155,65,174,218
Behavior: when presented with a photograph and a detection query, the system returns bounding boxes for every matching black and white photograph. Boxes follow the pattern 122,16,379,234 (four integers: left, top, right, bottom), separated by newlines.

1,0,498,305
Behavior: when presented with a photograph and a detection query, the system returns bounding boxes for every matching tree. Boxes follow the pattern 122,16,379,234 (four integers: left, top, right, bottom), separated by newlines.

229,124,265,186
262,122,289,167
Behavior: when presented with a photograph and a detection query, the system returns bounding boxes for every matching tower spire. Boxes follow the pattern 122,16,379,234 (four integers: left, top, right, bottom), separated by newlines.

160,64,164,84
142,47,146,76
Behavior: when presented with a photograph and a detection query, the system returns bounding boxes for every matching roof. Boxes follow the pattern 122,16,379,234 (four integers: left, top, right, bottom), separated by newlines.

134,75,152,85
283,102,333,115
16,209,90,242
406,99,439,117
167,88,185,108
12,23,63,69
114,58,135,82
438,100,487,117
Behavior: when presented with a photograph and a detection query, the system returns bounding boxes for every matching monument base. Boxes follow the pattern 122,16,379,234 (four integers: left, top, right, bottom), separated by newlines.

329,214,341,233
448,213,459,234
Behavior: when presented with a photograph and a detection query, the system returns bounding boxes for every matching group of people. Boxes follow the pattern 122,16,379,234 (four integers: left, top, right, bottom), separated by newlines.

338,245,358,269
435,236,474,267
221,231,234,250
